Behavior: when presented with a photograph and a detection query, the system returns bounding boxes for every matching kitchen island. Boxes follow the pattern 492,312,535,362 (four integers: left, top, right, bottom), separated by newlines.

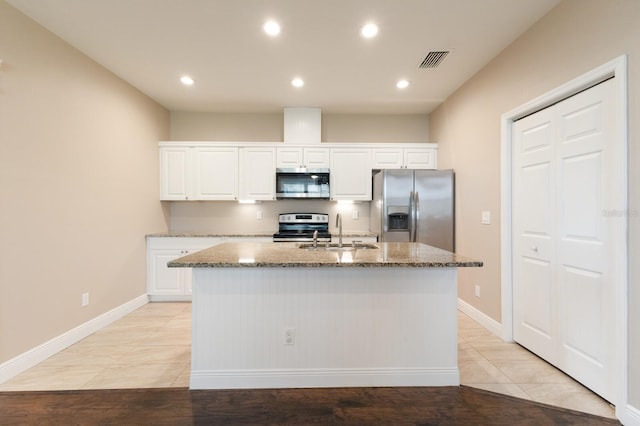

169,242,482,390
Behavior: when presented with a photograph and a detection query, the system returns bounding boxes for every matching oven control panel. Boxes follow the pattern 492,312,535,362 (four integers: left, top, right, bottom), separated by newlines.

278,213,329,223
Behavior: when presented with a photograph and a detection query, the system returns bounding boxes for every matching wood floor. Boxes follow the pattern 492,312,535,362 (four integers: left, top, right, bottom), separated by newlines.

0,385,619,425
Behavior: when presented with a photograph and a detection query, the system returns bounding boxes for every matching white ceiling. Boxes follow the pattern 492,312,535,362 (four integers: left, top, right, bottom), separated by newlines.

7,0,560,114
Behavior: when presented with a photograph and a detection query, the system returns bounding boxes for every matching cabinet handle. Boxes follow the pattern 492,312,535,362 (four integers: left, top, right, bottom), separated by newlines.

531,246,538,252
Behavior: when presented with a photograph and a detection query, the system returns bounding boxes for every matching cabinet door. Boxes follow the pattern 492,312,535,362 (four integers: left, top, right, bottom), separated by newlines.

193,147,238,200
160,147,190,200
371,148,404,169
147,238,223,301
404,148,436,169
330,148,372,201
276,147,303,168
149,249,193,297
304,147,330,168
240,147,276,200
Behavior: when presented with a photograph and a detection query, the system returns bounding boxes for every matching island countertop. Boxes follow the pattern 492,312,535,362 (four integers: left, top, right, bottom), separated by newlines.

168,242,482,268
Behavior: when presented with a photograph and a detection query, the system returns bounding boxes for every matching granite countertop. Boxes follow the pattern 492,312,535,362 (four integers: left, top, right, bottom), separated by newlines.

146,232,274,238
168,242,482,268
146,231,378,238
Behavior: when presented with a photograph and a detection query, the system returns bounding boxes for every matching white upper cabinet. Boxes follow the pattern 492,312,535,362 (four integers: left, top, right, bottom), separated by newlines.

240,146,276,200
160,146,190,200
192,147,239,200
371,147,437,169
160,142,436,202
160,145,238,201
276,147,330,168
330,148,372,201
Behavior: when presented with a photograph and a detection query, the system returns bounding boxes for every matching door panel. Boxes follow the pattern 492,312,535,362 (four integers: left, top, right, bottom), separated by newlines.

554,79,615,400
561,266,603,364
521,258,553,344
381,170,413,241
414,170,455,252
512,78,617,403
513,107,556,361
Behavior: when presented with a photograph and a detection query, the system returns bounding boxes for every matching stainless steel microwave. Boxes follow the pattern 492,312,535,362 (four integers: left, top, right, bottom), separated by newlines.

275,168,330,199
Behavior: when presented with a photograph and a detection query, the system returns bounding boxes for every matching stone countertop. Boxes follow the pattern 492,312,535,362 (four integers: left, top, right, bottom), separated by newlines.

146,232,274,238
168,242,482,268
146,231,379,239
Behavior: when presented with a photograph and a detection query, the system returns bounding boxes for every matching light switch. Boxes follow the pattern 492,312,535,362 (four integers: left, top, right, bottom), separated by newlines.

481,211,491,225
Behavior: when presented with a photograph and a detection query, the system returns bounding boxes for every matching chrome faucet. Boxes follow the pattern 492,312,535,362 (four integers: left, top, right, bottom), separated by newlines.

336,213,343,248
313,230,318,248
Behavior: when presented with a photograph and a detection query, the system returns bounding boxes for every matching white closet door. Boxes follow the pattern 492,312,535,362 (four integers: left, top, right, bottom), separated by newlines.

512,78,618,402
513,106,557,363
555,79,617,400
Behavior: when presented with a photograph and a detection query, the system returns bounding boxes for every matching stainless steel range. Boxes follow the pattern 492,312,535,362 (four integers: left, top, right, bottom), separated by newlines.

273,213,331,242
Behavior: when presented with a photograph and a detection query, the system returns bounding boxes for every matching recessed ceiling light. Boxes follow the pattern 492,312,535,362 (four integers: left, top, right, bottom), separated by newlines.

360,23,379,38
180,76,194,86
291,78,304,88
263,20,281,36
396,79,410,89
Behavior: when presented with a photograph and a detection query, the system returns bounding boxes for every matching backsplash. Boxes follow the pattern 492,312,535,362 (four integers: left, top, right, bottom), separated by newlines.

168,200,371,235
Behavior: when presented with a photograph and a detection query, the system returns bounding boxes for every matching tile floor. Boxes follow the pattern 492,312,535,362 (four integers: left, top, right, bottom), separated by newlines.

0,302,616,419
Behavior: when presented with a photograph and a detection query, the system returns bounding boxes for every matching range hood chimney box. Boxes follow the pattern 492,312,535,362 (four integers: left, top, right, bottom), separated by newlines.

283,107,321,144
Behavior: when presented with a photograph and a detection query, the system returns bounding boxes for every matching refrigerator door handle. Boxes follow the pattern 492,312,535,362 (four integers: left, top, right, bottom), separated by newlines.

409,191,415,242
414,191,420,243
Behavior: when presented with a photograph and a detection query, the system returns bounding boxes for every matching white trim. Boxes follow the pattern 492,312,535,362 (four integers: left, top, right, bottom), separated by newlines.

190,367,459,390
148,295,192,302
0,294,149,384
620,403,640,426
500,55,628,414
457,298,503,338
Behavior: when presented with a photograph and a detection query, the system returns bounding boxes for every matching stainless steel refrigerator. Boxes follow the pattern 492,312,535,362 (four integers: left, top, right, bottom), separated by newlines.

370,169,455,252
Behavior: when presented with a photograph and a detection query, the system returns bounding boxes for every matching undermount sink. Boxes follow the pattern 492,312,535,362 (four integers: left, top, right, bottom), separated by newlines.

299,243,378,251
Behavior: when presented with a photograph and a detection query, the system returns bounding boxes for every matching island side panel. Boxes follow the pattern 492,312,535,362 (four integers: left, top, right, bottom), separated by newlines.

190,267,459,389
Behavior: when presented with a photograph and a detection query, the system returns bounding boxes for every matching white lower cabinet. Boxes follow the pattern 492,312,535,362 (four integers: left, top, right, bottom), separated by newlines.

147,237,272,301
149,249,195,300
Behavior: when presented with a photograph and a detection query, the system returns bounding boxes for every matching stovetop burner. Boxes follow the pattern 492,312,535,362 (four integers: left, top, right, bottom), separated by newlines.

273,213,331,242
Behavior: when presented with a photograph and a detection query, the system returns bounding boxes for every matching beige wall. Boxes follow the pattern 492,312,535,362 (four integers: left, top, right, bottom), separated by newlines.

170,111,429,143
429,0,639,409
0,2,170,363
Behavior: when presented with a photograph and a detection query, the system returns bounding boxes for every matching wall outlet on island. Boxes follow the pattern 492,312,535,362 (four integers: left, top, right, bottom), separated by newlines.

284,327,295,345
81,292,89,307
474,285,480,298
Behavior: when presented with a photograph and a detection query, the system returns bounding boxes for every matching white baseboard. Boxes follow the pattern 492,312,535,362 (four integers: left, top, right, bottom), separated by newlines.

457,298,504,339
620,403,640,426
148,294,192,302
0,294,149,384
190,367,459,390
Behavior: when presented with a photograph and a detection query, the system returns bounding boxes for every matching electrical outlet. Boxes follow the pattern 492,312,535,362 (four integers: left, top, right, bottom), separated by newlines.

352,209,359,219
81,292,89,307
474,285,480,298
481,211,491,225
284,328,295,345
256,210,263,220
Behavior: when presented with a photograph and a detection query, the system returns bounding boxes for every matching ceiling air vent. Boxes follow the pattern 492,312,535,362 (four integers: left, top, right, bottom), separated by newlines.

418,51,450,69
